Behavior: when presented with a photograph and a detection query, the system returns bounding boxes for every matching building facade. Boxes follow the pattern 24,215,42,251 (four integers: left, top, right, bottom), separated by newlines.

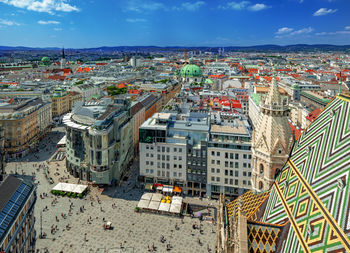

64,98,133,184
0,97,51,158
207,116,252,198
0,175,36,253
51,87,70,118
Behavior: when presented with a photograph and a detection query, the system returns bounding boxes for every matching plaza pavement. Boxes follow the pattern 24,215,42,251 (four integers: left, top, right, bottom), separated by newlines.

4,127,217,253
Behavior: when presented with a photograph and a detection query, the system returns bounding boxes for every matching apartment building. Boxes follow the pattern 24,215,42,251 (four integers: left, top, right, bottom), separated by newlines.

51,87,70,118
0,97,52,158
206,115,252,198
63,98,133,185
139,112,209,196
0,175,37,253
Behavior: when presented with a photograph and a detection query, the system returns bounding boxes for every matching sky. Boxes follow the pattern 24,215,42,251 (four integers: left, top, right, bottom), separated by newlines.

0,0,349,48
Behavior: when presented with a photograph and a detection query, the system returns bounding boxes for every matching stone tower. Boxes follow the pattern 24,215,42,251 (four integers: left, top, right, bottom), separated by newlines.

61,47,66,69
251,77,293,192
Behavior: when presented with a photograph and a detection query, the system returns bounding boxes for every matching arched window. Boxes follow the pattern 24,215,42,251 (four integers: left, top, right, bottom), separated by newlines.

259,181,264,190
259,163,264,174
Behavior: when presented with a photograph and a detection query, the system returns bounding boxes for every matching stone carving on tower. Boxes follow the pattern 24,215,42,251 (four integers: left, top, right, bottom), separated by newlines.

251,77,293,192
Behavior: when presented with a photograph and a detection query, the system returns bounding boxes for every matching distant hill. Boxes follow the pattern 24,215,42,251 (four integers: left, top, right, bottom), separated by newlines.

0,44,349,52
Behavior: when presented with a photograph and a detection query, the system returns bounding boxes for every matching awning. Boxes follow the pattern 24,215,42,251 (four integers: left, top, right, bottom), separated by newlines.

173,186,182,193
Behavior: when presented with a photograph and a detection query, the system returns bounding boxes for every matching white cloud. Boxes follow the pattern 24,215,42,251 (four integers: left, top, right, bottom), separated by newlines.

276,27,294,34
0,18,20,25
125,1,165,12
248,3,268,11
315,32,328,36
181,1,205,11
316,30,350,35
126,18,147,23
38,20,60,25
0,0,79,14
345,26,350,30
54,27,62,31
218,1,250,10
218,2,268,11
290,27,313,35
313,8,337,16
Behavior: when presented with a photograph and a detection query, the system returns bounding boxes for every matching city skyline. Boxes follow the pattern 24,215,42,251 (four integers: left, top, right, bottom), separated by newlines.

0,0,350,48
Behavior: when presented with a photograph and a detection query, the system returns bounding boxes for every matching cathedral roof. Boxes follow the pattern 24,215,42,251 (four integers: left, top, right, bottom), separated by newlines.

226,94,350,252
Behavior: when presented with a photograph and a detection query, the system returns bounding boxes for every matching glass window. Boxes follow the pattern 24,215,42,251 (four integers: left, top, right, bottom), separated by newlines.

166,147,170,152
150,169,154,174
174,147,177,152
211,168,215,173
225,152,228,159
146,169,149,173
243,171,247,176
157,154,161,160
166,163,170,169
243,163,247,168
179,156,182,160
243,154,247,159
248,181,251,185
146,161,149,165
179,173,182,177
216,169,220,173
248,172,252,177
243,180,247,185
179,148,182,152
211,160,215,165
146,153,149,157
225,161,228,167
211,151,215,156
235,179,238,185
230,153,234,159
230,170,233,176
174,156,177,160
217,160,220,165
157,171,160,176
157,162,160,168
217,152,220,156
225,178,228,184
166,155,170,161
174,164,177,168
235,171,239,177
179,164,182,169
248,154,252,159
162,147,165,152
230,179,233,185
162,163,165,168
235,154,239,159
157,146,160,152
162,155,165,161
216,177,220,182
174,172,177,177
146,146,149,150
235,162,239,168
150,162,154,166
225,170,228,176
211,177,215,181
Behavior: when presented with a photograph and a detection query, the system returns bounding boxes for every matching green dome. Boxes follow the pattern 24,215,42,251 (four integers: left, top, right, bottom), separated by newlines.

41,56,50,62
180,64,202,78
205,78,214,84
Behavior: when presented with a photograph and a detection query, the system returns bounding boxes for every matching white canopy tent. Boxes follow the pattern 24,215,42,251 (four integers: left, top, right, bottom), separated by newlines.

52,182,88,194
137,199,150,209
141,193,153,201
158,202,170,212
151,193,163,202
169,204,181,214
148,201,160,210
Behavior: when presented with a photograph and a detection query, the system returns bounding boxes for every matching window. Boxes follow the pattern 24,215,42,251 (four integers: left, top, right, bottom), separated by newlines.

174,172,177,177
146,161,149,165
174,156,177,160
235,171,239,177
225,161,228,167
235,162,239,168
248,172,252,177
225,170,228,176
243,163,247,168
157,171,160,176
150,154,154,158
157,154,161,160
217,160,220,165
157,146,160,152
150,146,154,150
248,181,251,185
216,169,220,173
235,154,239,159
150,169,154,174
174,164,177,168
211,160,215,165
211,151,215,156
211,168,215,173
166,155,170,161
146,153,149,157
179,173,182,177
243,171,247,177
162,155,165,161
179,164,182,169
211,177,215,181
248,154,252,159
259,164,264,174
243,180,247,185
230,162,233,168
225,152,228,159
235,179,238,185
217,152,220,156
179,148,182,152
225,178,228,184
166,171,170,177
179,156,182,160
248,163,251,168
146,145,149,150
230,179,233,185
166,163,170,169
157,162,160,168
216,177,220,182
230,170,233,176
146,169,149,173
162,171,165,177
174,147,177,152
166,147,170,152
259,181,263,190
230,153,234,159
162,163,165,169
243,154,247,159
162,147,165,152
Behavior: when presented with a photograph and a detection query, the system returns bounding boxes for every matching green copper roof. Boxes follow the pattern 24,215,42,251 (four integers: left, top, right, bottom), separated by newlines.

180,64,202,77
205,79,214,84
41,57,50,62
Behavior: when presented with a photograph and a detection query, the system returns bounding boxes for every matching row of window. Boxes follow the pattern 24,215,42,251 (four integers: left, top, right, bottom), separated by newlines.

210,151,252,160
145,145,183,153
151,162,183,169
211,169,252,177
144,169,183,178
210,177,251,186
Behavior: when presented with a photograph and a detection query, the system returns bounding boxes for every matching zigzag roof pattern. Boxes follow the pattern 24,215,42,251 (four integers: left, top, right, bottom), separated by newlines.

226,94,350,253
